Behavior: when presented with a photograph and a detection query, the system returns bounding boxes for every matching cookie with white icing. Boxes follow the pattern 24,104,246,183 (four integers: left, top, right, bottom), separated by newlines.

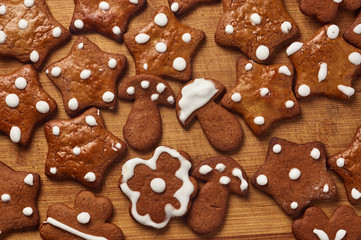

168,0,219,16
251,137,337,218
119,146,198,229
187,156,248,234
175,78,243,152
215,0,298,63
293,206,361,240
118,74,175,152
123,6,205,82
69,0,145,42
221,57,300,136
44,108,127,188
0,0,70,69
344,11,361,49
0,65,57,146
288,24,361,100
39,191,124,240
328,125,361,205
46,36,127,117
0,161,40,236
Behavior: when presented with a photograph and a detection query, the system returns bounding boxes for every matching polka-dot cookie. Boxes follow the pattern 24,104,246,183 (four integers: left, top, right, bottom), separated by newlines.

168,0,218,16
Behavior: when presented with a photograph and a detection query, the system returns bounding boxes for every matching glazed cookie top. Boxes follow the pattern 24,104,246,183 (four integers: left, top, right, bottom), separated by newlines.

123,6,205,82
288,24,361,100
0,0,70,68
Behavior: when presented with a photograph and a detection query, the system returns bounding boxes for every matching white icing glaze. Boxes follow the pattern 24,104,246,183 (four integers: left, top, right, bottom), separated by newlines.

255,45,269,61
151,94,159,101
24,174,34,186
250,13,261,25
313,229,329,240
286,42,303,56
50,167,57,174
281,21,292,34
256,174,268,186
285,100,294,108
219,176,231,185
18,19,28,30
102,91,115,103
182,33,191,43
171,2,179,12
232,168,248,191
351,188,361,200
99,1,110,11
326,24,339,39
24,0,34,7
154,13,168,27
0,5,6,15
84,172,96,182
10,126,21,143
141,80,149,89
167,96,174,104
178,78,218,123
245,63,253,71
77,212,91,224
1,194,10,202
336,158,345,167
335,229,346,240
338,85,355,97
272,144,282,153
199,165,212,175
310,148,321,160
156,83,166,93
173,57,186,71
155,42,167,53
353,24,361,34
30,50,39,62
120,146,194,228
135,33,150,44
260,88,270,97
6,94,19,108
36,101,50,113
298,84,310,97
0,31,6,44
78,43,84,49
68,98,79,111
51,67,61,77
80,69,91,80
290,201,298,209
318,63,327,82
112,26,121,35
150,178,166,193
74,19,84,29
254,116,265,125
225,25,234,34
278,66,291,76
108,59,117,68
231,93,241,102
23,207,33,216
323,184,329,193
143,63,148,70
85,116,97,126
215,163,226,172
127,87,135,95
289,168,301,180
348,52,361,65
52,27,62,38
15,77,27,90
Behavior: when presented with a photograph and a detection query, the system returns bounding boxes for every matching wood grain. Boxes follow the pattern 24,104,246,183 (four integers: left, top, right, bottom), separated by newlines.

0,0,360,239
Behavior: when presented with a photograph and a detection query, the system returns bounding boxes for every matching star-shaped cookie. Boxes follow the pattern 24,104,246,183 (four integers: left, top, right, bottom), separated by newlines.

251,138,337,218
44,108,127,188
221,57,300,136
292,206,361,240
69,0,145,42
123,6,205,82
215,0,298,63
0,161,40,236
46,36,126,117
328,125,361,205
168,0,218,16
0,65,57,146
287,24,361,100
0,0,70,69
344,11,361,49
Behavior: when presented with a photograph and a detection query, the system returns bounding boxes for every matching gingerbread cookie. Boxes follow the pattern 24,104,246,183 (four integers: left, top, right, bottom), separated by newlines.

293,206,361,240
251,138,337,218
44,108,126,188
69,0,145,42
221,57,300,136
168,0,218,16
328,125,361,205
119,146,197,229
187,156,248,234
344,11,361,49
0,0,70,69
215,0,298,63
0,65,57,146
40,191,124,240
287,24,361,100
46,36,127,117
118,74,175,152
0,161,40,236
299,0,361,23
123,6,205,82
175,78,243,152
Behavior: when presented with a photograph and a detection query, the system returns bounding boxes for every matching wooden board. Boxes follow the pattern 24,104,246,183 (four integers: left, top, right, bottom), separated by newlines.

1,0,360,239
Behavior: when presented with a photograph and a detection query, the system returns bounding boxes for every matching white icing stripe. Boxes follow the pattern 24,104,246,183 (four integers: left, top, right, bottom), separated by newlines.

46,217,107,240
335,229,346,240
120,146,194,229
313,229,329,240
232,168,248,191
318,63,327,82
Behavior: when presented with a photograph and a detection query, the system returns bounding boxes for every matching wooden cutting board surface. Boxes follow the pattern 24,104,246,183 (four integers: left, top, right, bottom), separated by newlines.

1,0,360,239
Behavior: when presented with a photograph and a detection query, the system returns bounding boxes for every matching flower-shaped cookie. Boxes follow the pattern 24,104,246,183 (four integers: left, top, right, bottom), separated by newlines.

40,191,124,240
119,146,197,228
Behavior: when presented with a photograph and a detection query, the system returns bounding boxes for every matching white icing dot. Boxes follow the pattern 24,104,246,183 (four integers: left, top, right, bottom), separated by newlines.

73,147,81,155
348,52,361,65
127,86,135,95
353,24,361,34
245,63,253,71
115,143,121,149
36,101,50,113
135,33,150,44
51,67,61,77
333,0,342,2
102,91,115,103
167,96,174,104
68,98,79,111
154,13,168,27
323,184,329,193
18,19,28,30
52,126,60,136
0,31,6,44
298,84,310,97
182,33,191,43
78,43,84,49
50,167,57,174
310,148,321,160
52,27,62,38
74,19,84,29
141,80,149,89
260,88,270,97
250,13,261,25
173,57,186,71
10,126,21,143
199,165,212,175
286,42,303,56
336,158,345,167
278,66,292,76
285,100,294,108
338,85,355,97
23,207,33,216
108,59,117,68
80,69,91,80
290,202,298,209
219,176,231,185
327,24,339,39
281,21,292,34
318,63,327,82
254,116,265,125
225,25,234,34
231,93,241,102
24,0,34,7
77,212,91,224
155,42,167,53
156,83,166,93
85,116,97,126
24,174,33,186
129,0,138,4
351,188,361,200
171,2,179,12
1,194,10,202
30,50,39,63
215,163,226,172
6,94,19,108
289,168,301,180
256,45,269,61
256,174,268,186
84,172,96,182
99,1,110,10
150,178,166,193
273,144,282,153
151,94,159,101
0,5,6,15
